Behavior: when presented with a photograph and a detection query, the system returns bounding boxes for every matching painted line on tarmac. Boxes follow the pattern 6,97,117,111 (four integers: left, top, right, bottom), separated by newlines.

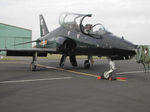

1,61,148,75
116,70,150,75
0,77,72,84
38,64,126,81
116,79,126,82
38,64,98,78
0,62,126,81
0,62,97,78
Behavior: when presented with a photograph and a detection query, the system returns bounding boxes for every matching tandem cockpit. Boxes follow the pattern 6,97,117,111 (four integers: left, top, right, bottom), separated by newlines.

59,12,109,39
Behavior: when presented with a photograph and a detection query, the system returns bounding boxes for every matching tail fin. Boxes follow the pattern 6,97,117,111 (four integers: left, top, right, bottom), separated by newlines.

39,15,49,37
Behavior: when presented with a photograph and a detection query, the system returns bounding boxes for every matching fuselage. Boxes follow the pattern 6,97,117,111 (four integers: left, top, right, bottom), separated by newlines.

36,26,136,60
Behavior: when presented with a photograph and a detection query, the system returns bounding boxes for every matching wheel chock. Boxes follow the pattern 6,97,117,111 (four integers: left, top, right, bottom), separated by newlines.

109,77,112,80
97,76,126,81
97,76,102,80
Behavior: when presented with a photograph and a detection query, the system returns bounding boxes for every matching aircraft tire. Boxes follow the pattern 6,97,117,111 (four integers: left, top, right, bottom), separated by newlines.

103,71,110,79
84,60,90,69
30,62,37,71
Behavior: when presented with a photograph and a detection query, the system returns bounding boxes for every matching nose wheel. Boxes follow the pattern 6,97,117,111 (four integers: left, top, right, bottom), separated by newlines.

103,71,111,79
101,59,116,80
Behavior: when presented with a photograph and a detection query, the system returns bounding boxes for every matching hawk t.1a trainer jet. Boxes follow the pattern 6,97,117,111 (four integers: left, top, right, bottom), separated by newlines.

0,12,150,79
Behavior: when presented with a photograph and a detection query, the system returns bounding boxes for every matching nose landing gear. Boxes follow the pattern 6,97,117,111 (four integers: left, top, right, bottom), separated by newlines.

84,56,94,69
98,58,116,80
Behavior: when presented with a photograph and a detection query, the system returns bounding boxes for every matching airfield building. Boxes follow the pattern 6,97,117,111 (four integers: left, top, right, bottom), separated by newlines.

0,23,32,55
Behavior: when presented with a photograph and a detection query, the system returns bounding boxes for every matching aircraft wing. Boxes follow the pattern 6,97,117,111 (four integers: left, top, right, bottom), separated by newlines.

0,48,57,56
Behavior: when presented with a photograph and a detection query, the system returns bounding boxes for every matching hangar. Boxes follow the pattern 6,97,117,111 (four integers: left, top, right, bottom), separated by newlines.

0,23,32,55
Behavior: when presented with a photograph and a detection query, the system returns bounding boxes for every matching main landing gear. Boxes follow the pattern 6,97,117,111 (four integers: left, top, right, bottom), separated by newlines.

84,56,94,69
30,52,38,71
100,59,116,80
84,60,90,69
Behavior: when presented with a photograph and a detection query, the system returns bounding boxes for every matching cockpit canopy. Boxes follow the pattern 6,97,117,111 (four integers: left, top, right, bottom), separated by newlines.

59,12,109,38
59,12,85,31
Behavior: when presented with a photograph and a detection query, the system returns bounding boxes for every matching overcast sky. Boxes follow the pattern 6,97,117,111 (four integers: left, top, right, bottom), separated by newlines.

0,0,150,45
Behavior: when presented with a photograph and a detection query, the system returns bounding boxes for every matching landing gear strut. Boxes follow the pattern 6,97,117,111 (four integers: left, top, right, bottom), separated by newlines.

59,54,67,68
84,56,94,69
30,52,38,71
102,59,116,79
84,60,90,69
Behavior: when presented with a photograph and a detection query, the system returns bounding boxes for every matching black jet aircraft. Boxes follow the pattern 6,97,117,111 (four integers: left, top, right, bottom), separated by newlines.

0,12,149,79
